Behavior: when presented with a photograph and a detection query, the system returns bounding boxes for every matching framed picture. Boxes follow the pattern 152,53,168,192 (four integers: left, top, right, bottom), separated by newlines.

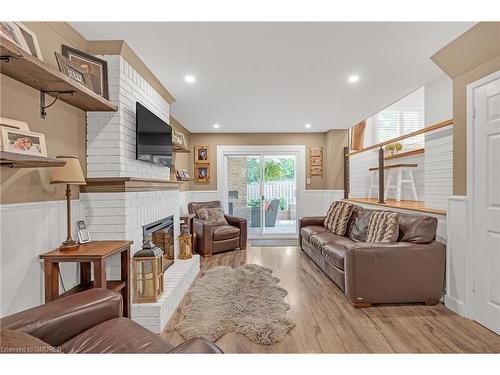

310,156,322,166
309,146,323,157
0,127,47,157
62,45,109,99
194,145,210,163
0,117,30,131
0,22,28,51
15,23,43,61
194,165,210,183
172,129,187,147
55,53,94,91
310,165,323,177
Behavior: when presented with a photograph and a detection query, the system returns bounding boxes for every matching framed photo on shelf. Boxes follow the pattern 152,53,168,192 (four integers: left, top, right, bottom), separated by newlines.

172,130,187,147
0,117,30,131
176,169,190,181
54,52,94,91
194,145,210,163
0,127,47,157
15,22,43,61
62,45,109,99
0,22,28,51
194,164,210,183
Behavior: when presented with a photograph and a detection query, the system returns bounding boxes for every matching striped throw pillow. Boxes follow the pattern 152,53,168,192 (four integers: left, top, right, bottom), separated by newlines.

323,201,355,236
366,211,400,242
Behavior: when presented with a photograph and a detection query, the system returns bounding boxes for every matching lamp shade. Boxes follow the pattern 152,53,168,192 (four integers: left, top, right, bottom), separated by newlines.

50,155,86,185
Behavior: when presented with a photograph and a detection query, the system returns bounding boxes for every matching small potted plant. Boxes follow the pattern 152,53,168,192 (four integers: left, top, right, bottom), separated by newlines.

385,142,403,155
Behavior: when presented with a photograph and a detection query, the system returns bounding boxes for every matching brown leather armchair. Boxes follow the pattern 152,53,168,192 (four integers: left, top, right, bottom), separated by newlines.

188,200,247,257
0,288,223,354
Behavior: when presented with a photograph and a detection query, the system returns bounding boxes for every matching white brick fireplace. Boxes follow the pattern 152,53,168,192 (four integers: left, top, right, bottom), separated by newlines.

81,54,199,333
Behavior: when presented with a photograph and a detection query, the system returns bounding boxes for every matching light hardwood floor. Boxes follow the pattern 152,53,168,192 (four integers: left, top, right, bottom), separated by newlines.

162,245,500,353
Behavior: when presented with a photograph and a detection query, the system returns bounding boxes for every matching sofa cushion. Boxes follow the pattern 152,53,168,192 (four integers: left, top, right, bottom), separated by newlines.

300,225,328,242
309,231,355,249
197,207,228,226
0,329,59,354
366,211,400,242
323,201,355,236
398,214,437,243
321,243,347,270
61,317,174,353
213,225,240,241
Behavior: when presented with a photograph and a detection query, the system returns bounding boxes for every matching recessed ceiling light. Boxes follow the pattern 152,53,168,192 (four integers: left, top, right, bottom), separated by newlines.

213,124,220,129
184,75,196,83
305,123,311,129
348,75,360,83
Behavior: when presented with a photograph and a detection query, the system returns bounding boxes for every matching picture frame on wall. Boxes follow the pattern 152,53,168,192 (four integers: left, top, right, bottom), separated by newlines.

194,164,210,183
0,127,47,157
54,52,94,91
194,145,210,163
15,22,43,61
172,129,187,147
62,45,109,99
0,22,29,51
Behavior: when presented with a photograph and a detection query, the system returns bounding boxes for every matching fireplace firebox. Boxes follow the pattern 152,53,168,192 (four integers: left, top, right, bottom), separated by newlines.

143,216,174,271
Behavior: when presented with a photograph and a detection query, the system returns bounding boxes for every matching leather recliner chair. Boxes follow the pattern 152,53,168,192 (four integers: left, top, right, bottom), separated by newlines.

188,200,247,257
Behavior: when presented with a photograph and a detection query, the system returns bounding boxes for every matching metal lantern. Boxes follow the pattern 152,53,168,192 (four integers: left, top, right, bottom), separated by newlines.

133,240,164,303
152,227,174,262
178,224,192,259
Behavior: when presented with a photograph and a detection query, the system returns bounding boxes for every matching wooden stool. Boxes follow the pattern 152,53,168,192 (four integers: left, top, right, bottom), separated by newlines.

368,164,418,202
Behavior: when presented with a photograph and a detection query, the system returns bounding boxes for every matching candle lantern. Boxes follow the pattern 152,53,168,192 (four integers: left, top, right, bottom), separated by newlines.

132,240,164,303
178,224,192,259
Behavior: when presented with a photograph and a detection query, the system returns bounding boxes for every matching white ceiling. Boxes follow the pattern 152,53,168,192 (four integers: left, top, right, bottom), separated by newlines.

72,22,474,133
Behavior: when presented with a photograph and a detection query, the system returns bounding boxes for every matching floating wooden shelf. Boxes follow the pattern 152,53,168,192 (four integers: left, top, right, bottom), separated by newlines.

384,148,424,160
0,151,66,168
0,37,117,114
80,177,183,193
172,141,190,153
59,280,126,299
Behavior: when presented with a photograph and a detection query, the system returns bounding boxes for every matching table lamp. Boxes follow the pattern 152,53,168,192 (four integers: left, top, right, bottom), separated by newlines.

50,155,86,249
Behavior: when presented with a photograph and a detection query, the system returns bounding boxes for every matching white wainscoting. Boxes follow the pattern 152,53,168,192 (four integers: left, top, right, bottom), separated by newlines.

445,196,470,317
179,191,220,214
0,200,83,317
300,190,344,217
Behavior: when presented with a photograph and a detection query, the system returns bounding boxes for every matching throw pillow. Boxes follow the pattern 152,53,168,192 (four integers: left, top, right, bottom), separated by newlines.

323,201,355,236
366,211,400,242
0,329,60,354
197,207,229,226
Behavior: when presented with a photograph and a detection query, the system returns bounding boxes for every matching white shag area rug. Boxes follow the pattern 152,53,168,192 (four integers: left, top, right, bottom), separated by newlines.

175,264,295,345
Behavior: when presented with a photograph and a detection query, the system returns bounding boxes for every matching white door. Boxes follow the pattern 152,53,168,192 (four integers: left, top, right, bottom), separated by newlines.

472,73,500,335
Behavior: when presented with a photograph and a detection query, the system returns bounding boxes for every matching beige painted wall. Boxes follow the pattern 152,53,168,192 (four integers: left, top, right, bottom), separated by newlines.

188,132,347,191
325,129,349,190
431,22,500,195
0,22,88,204
169,117,191,192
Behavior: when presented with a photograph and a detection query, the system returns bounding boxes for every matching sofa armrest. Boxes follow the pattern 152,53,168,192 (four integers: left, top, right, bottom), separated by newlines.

344,241,446,305
0,288,122,346
168,337,223,354
299,216,325,228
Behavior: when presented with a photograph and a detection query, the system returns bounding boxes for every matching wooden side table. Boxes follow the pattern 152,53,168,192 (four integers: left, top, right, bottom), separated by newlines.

39,240,133,318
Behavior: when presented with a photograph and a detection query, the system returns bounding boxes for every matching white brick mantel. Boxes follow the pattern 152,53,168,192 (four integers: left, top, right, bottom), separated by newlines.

83,53,199,333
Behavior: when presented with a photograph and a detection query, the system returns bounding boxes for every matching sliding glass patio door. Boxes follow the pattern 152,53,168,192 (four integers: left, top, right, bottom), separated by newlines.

224,152,297,238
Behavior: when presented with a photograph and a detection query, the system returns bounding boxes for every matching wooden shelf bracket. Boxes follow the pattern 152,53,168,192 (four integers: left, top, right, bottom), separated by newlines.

40,91,76,119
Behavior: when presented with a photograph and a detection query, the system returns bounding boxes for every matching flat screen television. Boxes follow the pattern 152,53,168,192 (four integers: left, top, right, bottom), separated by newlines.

136,102,172,167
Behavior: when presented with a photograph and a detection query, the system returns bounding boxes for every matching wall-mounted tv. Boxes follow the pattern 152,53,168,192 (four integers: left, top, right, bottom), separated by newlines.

136,102,172,167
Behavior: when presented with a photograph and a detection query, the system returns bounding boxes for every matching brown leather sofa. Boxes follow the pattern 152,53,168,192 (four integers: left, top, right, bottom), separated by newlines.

299,204,446,307
0,288,222,354
188,200,247,257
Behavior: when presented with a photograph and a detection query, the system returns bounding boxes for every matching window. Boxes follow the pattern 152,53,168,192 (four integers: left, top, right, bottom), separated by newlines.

374,108,424,147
